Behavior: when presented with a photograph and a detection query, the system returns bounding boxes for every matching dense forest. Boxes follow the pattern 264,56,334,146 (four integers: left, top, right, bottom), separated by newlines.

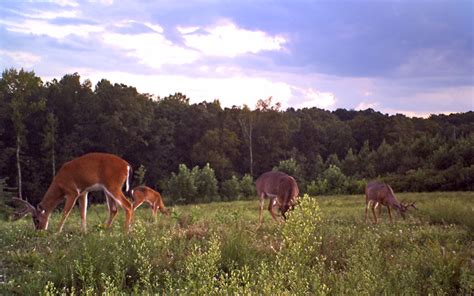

0,68,472,205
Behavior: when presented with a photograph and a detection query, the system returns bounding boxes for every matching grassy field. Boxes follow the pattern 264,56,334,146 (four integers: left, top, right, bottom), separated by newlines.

1,192,473,295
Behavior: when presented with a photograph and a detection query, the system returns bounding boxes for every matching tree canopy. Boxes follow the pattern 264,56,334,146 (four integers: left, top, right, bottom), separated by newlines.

0,69,472,204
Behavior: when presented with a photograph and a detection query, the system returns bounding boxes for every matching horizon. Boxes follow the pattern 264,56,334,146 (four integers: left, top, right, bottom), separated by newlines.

1,0,472,117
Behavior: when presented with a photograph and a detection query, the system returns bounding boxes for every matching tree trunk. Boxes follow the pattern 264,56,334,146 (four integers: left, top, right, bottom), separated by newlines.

249,119,253,177
239,116,254,177
52,141,56,177
16,135,23,200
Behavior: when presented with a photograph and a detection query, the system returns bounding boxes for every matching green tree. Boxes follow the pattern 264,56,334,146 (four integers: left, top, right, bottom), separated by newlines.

166,164,197,204
41,112,58,178
220,175,241,201
134,165,147,186
342,148,358,176
0,69,45,199
240,174,256,199
191,128,240,180
273,158,303,184
193,163,219,202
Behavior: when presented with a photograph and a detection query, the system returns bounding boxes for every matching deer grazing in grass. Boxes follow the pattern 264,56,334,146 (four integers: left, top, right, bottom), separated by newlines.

131,186,170,219
256,171,299,225
365,181,417,223
12,153,134,232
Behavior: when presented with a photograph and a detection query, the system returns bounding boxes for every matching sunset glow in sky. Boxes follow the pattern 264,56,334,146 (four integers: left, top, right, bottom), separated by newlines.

0,0,472,116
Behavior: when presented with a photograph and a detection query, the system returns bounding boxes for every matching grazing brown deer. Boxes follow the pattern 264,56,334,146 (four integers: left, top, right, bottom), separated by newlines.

365,181,416,223
256,171,299,224
131,186,170,219
13,153,134,232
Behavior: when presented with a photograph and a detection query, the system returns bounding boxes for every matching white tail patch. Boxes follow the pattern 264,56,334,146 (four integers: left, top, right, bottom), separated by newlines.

126,165,131,192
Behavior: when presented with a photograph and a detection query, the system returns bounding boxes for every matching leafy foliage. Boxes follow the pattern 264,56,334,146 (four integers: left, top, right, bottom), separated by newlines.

0,68,472,203
1,192,472,294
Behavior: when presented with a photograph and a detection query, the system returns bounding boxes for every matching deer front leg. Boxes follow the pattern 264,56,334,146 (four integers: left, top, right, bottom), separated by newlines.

78,192,88,232
371,202,378,224
387,206,392,223
152,202,159,221
268,198,280,222
57,193,79,233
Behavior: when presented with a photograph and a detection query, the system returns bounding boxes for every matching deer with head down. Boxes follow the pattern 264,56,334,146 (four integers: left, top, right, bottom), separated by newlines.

365,181,416,223
256,171,299,225
12,153,134,232
131,185,170,219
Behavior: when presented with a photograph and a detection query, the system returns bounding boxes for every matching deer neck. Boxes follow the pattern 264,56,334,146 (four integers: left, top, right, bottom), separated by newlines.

38,182,65,215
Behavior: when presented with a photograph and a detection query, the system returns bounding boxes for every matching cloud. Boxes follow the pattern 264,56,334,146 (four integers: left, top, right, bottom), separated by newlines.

55,68,293,108
181,21,287,57
0,50,41,68
0,18,103,39
102,30,200,68
102,20,287,68
356,101,379,111
292,87,337,109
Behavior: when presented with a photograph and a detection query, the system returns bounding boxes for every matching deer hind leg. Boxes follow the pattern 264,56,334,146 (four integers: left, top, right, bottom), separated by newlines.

365,201,370,223
57,192,80,233
106,187,133,232
104,194,118,229
258,193,265,225
78,192,88,232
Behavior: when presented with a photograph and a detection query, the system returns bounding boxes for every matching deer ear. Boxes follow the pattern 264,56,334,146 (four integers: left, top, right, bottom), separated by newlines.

37,204,46,214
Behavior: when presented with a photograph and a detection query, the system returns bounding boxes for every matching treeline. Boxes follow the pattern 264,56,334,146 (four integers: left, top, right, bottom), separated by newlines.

0,68,472,204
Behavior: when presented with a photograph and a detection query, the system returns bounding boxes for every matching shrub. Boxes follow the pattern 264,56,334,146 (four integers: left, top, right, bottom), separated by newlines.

239,174,256,199
220,176,241,201
193,163,219,202
166,164,197,204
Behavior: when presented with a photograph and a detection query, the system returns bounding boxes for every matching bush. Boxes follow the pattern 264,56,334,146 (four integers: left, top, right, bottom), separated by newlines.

239,174,256,199
220,176,241,201
166,164,198,204
166,163,220,204
193,163,219,202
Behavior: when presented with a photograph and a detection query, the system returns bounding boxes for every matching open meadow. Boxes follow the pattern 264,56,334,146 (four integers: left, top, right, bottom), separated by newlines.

1,192,473,295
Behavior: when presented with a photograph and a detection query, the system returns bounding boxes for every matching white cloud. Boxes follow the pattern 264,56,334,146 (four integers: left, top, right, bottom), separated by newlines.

7,8,79,20
102,31,200,68
356,101,379,110
48,0,79,7
293,87,337,109
182,21,287,57
177,26,200,34
61,68,293,108
1,18,103,39
0,50,41,68
89,0,114,5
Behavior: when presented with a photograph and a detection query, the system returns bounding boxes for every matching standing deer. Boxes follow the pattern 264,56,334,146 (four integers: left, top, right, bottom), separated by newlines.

256,171,299,224
365,181,416,223
13,153,134,232
131,186,170,219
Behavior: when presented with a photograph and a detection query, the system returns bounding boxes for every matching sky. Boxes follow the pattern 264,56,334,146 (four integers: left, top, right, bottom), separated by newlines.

0,0,473,117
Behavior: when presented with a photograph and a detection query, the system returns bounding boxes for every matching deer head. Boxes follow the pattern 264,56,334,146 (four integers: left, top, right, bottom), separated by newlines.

12,198,49,230
398,201,418,219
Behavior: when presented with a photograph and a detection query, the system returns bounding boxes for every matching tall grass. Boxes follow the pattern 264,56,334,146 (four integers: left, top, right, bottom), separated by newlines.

0,192,472,294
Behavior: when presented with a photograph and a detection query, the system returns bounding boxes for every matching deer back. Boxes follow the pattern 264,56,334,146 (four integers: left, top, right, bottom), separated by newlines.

256,171,299,205
365,181,398,206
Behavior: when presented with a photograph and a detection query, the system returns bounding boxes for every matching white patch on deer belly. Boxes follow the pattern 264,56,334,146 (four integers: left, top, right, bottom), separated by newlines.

83,183,105,192
265,192,278,198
